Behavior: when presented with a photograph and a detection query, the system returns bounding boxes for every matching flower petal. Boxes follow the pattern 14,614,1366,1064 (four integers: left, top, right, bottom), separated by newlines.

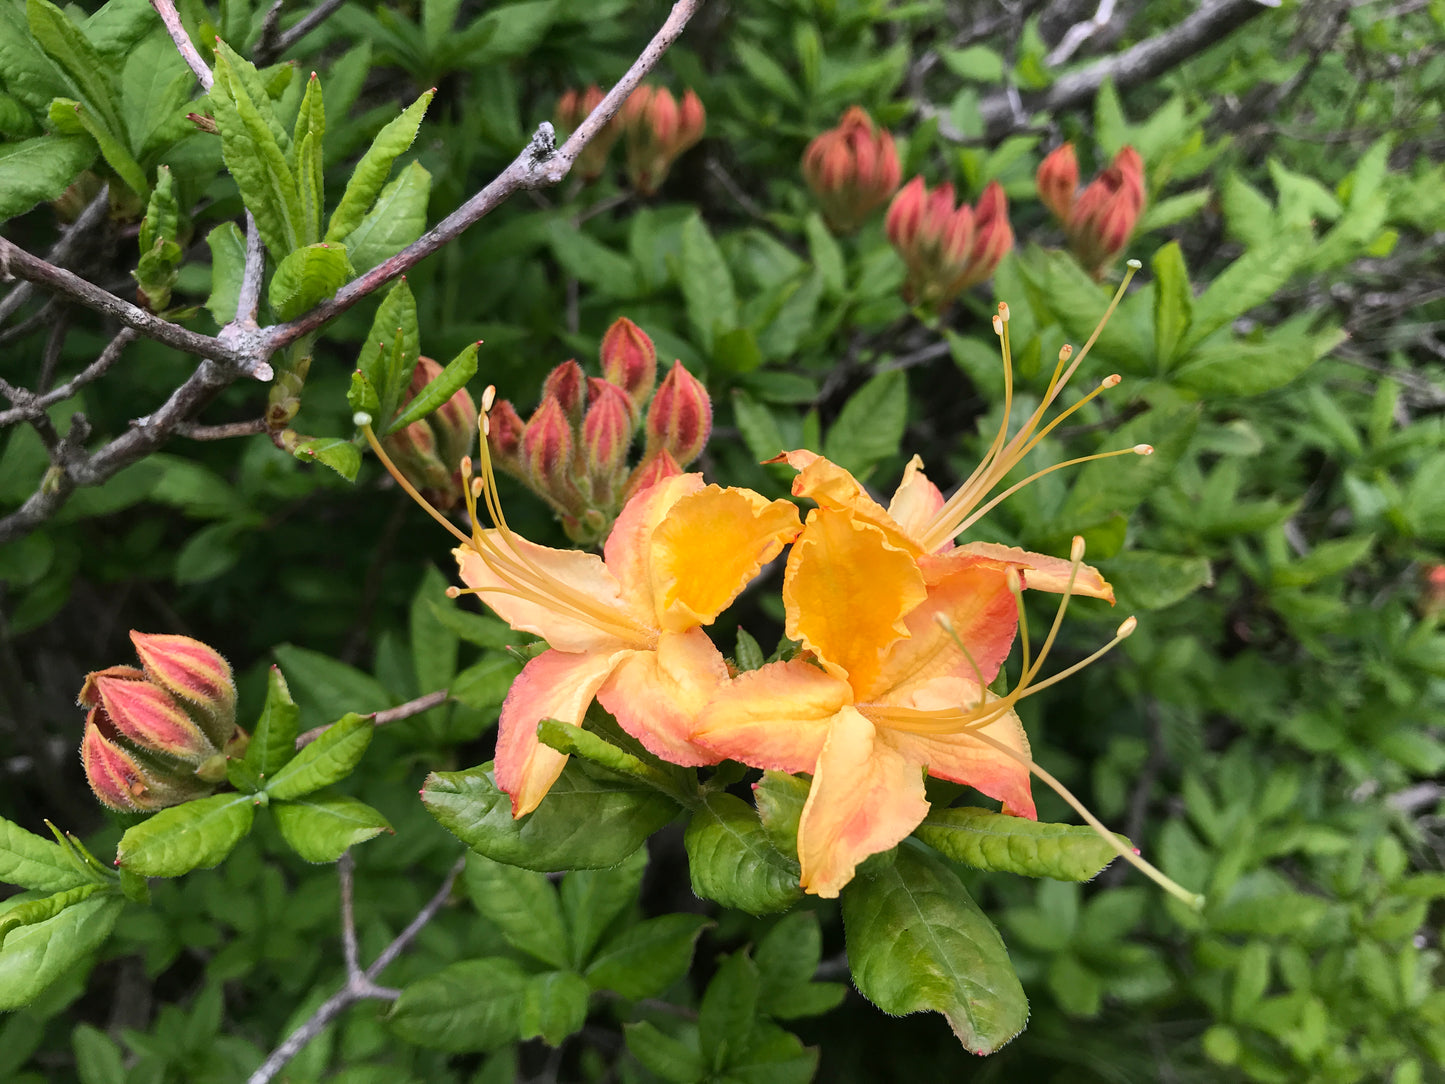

773,449,918,553
455,538,644,653
649,486,801,632
693,658,850,772
953,541,1114,603
496,647,631,816
797,706,930,898
784,509,926,690
603,473,707,624
598,628,730,766
884,687,1037,819
886,455,948,548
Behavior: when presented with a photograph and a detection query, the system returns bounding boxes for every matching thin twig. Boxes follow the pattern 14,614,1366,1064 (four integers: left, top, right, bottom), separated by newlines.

148,0,214,91
253,0,287,63
244,856,464,1084
0,329,137,428
174,417,268,440
232,212,266,328
37,313,71,393
257,0,350,65
1045,0,1118,66
0,187,111,326
293,689,451,748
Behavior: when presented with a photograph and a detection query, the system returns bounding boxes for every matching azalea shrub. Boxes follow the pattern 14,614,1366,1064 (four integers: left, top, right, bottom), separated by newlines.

3,1,1445,1082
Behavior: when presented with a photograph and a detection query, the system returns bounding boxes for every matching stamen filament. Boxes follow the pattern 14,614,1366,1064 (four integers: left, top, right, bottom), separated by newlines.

1025,538,1086,687
361,423,472,546
953,446,1149,537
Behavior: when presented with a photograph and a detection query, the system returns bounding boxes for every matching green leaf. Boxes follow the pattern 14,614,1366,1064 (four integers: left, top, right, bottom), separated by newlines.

48,96,148,198
548,217,640,298
1053,403,1197,535
731,389,787,463
560,848,646,967
1137,189,1209,232
389,957,528,1052
1174,321,1336,397
449,655,522,711
268,242,352,321
1018,247,1154,374
804,213,845,296
116,794,256,878
1093,77,1128,157
536,719,689,798
1151,241,1192,369
465,0,558,64
753,770,809,859
678,214,737,350
0,883,109,946
843,844,1028,1054
210,43,302,257
726,1021,818,1083
348,369,381,417
384,341,478,435
1220,170,1276,249
423,761,677,871
463,852,568,968
1179,234,1310,354
292,73,325,242
291,437,362,481
343,160,432,273
684,792,801,914
272,644,392,724
699,951,759,1071
822,370,906,478
585,913,711,999
358,278,420,425
1103,551,1214,610
0,2,70,115
204,221,247,326
26,0,124,138
244,666,300,780
0,892,123,1011
914,806,1127,881
0,817,90,893
326,89,434,242
266,713,373,799
520,970,590,1046
272,794,393,863
624,1020,705,1082
755,912,846,1020
0,134,95,220
72,1023,126,1084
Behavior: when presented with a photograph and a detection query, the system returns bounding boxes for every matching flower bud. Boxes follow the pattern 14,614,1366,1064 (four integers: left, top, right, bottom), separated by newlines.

487,398,526,474
81,711,208,812
423,358,481,469
541,359,587,427
582,380,633,502
886,177,1012,309
599,317,657,421
521,394,578,502
622,447,683,502
1065,145,1146,273
645,361,712,467
380,358,478,511
92,673,217,763
950,181,1014,292
1422,564,1445,618
129,631,236,748
802,106,901,233
1036,142,1078,223
621,85,706,195
556,85,620,182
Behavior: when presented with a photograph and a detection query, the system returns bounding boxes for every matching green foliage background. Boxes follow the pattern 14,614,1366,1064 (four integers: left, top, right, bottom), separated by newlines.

2,0,1444,1081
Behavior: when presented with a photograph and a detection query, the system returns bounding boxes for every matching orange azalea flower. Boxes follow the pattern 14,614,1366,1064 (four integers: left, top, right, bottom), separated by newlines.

364,389,801,817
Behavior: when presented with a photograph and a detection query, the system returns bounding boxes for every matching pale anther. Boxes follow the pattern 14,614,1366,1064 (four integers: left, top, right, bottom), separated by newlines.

1133,444,1154,455
481,385,497,411
1070,535,1086,562
352,411,372,427
1117,616,1138,637
1102,374,1122,388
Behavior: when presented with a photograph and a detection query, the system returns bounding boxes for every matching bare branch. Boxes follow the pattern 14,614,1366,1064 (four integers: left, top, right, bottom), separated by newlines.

255,0,350,66
0,187,111,327
1045,0,1118,66
174,417,268,440
232,212,266,328
264,0,707,351
294,689,451,749
364,855,465,981
0,329,137,429
148,0,214,91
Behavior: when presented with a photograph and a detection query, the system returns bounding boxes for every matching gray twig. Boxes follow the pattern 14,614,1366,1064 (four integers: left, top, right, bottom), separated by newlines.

231,212,266,328
256,0,350,65
0,187,111,327
294,689,451,749
148,0,214,90
0,329,136,429
174,417,268,440
244,855,465,1084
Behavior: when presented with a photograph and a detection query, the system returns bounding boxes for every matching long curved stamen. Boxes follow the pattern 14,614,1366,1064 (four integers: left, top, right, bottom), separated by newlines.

359,415,472,546
918,261,1143,554
953,444,1153,537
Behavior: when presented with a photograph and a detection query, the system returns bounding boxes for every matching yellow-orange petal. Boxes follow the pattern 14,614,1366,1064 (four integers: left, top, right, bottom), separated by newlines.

886,455,948,548
951,541,1114,602
603,472,707,624
784,509,926,690
496,647,631,816
597,628,730,767
649,486,801,632
882,686,1037,819
693,658,851,771
455,538,643,653
865,559,1018,700
797,706,930,898
774,449,918,553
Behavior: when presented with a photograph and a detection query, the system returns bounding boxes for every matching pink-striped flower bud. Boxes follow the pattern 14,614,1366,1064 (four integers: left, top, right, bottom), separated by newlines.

622,447,684,502
380,358,478,511
645,361,712,467
886,177,1011,309
81,710,210,812
541,360,588,427
582,380,633,502
949,181,1014,292
521,394,578,502
90,673,217,763
487,398,526,473
599,317,657,422
621,85,706,195
129,632,236,748
1036,142,1078,224
802,106,902,234
1065,146,1146,273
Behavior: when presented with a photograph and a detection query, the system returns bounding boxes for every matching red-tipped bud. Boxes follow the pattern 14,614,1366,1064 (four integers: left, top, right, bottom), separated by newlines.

541,360,588,426
420,357,480,468
621,84,706,195
599,317,657,420
803,107,902,233
622,447,684,502
522,395,577,500
487,398,526,474
78,664,145,708
645,361,712,467
93,674,216,763
886,177,1011,309
557,85,619,183
82,714,164,812
1036,142,1078,223
129,632,236,748
380,358,477,511
1065,145,1146,273
582,381,634,501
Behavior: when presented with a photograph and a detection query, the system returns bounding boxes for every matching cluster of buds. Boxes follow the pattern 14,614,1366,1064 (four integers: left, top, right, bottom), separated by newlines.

619,85,705,195
1037,143,1147,274
801,106,901,234
555,85,621,182
884,178,1014,310
80,633,243,812
381,358,481,511
1421,564,1445,619
488,317,713,545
